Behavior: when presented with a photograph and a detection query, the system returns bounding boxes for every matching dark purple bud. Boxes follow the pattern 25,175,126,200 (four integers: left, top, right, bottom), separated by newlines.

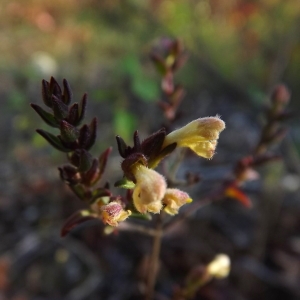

49,76,62,100
67,103,79,125
99,147,112,176
36,129,71,152
31,103,59,127
41,79,52,107
82,158,99,186
77,93,87,125
78,118,97,150
85,118,97,150
52,95,69,120
148,142,177,168
78,149,93,172
69,150,81,167
58,165,80,185
62,78,72,105
78,124,90,148
141,128,166,159
116,135,129,158
133,131,141,152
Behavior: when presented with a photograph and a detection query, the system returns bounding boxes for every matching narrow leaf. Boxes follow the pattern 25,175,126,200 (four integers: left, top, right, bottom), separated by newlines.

78,149,93,172
78,93,87,124
50,77,62,100
31,103,59,127
41,80,52,107
85,117,97,150
61,210,98,237
114,178,135,189
62,78,72,105
99,147,112,176
82,158,99,186
67,103,79,125
52,95,69,120
36,129,71,152
133,131,141,151
116,135,128,158
141,128,166,158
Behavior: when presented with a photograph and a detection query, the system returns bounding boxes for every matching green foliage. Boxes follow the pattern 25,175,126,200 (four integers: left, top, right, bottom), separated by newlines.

114,107,137,143
120,55,159,102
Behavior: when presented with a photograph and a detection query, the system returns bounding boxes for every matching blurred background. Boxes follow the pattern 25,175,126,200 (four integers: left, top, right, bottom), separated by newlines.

1,0,300,299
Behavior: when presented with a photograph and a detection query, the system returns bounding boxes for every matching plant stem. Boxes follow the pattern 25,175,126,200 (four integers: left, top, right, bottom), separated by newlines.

145,214,163,300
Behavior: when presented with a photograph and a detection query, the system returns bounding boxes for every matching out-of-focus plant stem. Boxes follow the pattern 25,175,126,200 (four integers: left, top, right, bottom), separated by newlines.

145,214,163,300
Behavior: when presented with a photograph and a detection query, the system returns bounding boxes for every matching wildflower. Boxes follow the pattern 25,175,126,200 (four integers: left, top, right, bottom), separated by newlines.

131,164,167,214
101,201,131,227
163,188,192,215
162,116,225,159
206,254,230,279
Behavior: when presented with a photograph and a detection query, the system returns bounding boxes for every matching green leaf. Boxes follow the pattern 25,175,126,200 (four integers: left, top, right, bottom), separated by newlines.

114,178,135,189
130,212,152,220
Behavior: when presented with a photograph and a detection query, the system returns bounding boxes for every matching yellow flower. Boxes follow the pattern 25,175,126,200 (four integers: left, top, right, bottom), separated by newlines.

163,116,225,159
206,254,231,279
101,202,131,226
131,164,167,214
163,188,192,215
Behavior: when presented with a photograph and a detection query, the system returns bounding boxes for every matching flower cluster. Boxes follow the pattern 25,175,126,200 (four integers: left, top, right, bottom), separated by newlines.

32,77,225,232
116,116,225,217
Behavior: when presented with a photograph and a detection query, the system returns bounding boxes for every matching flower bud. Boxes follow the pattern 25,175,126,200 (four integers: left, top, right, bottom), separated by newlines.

163,116,225,159
131,164,167,214
101,202,131,227
163,188,192,215
206,254,230,279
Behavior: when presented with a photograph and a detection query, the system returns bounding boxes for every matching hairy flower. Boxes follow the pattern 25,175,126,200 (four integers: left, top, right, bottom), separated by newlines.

131,164,167,214
163,188,192,215
163,116,225,159
101,201,131,226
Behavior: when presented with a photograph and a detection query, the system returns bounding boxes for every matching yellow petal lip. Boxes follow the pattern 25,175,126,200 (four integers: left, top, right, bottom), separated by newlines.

163,188,192,215
162,116,225,159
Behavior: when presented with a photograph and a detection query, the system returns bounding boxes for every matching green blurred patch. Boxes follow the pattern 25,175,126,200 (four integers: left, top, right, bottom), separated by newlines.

114,107,137,142
120,55,159,102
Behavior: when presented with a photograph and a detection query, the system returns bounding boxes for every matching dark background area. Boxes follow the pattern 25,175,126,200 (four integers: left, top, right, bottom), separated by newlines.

0,0,300,299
